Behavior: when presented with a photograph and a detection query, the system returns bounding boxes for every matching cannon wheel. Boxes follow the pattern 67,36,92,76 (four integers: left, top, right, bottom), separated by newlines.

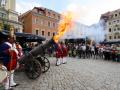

36,56,50,73
24,59,42,79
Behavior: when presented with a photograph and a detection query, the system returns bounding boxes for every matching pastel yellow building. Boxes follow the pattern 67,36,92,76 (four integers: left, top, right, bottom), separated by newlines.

101,9,120,42
0,0,22,32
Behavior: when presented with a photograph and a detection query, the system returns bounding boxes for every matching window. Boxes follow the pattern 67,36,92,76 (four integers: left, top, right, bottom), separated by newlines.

117,20,119,23
53,14,55,18
118,28,120,30
53,23,55,27
40,20,43,25
118,35,120,39
36,30,38,35
42,31,44,36
36,18,39,24
15,28,18,32
114,21,116,23
0,13,6,18
38,11,43,15
114,29,116,31
109,36,112,39
115,14,117,17
114,36,116,39
115,24,118,27
48,32,50,36
109,28,111,32
33,18,37,24
48,21,50,27
53,32,55,36
48,12,51,17
109,22,111,25
58,15,60,19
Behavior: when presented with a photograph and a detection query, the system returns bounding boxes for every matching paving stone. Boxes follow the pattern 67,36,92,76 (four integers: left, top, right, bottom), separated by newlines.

14,57,120,90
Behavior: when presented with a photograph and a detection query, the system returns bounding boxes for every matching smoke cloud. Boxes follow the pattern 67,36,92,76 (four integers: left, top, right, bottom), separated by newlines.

61,20,106,43
60,3,106,43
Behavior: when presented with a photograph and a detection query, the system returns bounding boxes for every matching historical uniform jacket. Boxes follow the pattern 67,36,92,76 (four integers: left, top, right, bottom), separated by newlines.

56,44,63,58
0,42,18,71
61,45,68,57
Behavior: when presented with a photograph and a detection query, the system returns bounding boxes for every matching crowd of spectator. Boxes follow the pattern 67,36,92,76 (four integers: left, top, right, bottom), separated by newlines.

47,42,120,62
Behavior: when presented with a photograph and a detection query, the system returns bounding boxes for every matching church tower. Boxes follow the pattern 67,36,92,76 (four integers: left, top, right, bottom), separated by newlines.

0,0,16,11
0,0,22,32
5,0,16,11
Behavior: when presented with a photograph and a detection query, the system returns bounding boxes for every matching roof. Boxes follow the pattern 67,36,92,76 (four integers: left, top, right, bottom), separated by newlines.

16,32,46,42
101,41,120,44
0,30,46,42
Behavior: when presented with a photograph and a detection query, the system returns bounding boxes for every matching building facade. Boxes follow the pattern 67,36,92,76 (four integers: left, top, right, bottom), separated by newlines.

0,0,22,32
19,7,61,40
5,0,16,11
101,9,120,42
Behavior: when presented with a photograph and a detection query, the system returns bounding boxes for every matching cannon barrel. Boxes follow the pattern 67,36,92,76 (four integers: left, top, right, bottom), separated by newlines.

19,38,55,62
30,39,55,56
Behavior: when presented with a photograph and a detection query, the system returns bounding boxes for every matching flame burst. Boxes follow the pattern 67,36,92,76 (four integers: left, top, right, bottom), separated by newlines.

53,12,74,43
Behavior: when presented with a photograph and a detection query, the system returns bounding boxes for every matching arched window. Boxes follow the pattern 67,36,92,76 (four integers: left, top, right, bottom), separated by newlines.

42,31,44,36
48,21,50,27
48,32,50,36
36,30,38,35
53,32,55,36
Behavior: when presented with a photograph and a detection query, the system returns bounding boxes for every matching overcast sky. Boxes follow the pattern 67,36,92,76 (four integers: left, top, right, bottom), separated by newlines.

16,0,120,25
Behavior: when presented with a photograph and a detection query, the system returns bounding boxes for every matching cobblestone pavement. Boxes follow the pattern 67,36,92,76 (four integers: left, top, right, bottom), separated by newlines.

14,57,120,90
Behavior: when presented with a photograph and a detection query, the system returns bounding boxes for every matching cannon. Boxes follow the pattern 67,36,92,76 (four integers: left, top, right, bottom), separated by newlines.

0,31,55,79
19,39,55,79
